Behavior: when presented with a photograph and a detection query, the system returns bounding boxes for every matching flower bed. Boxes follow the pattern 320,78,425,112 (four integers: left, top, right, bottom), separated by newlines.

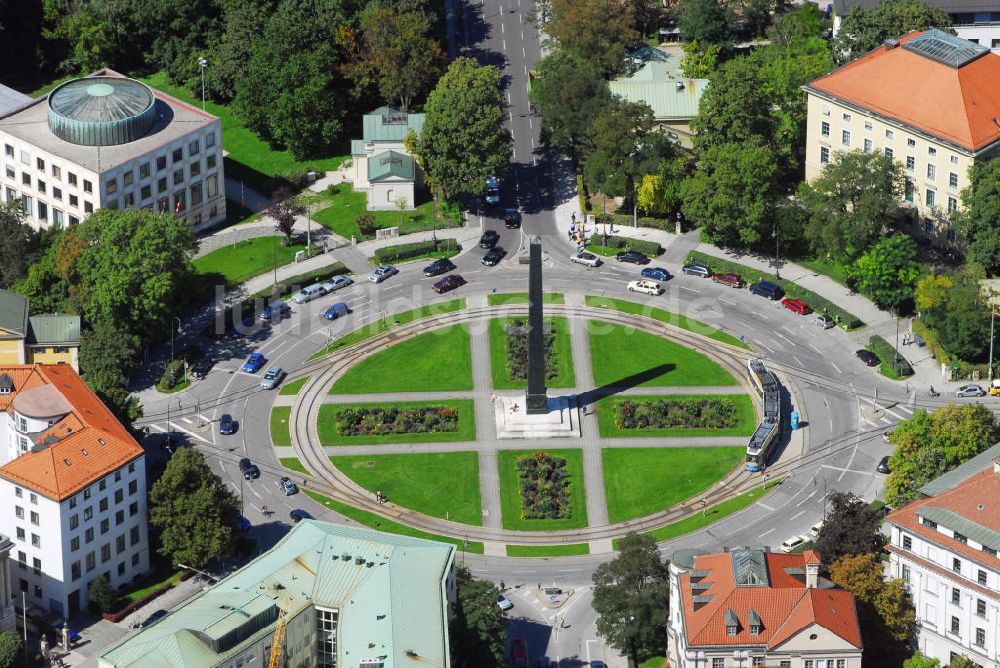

505,319,558,381
516,451,572,520
335,405,459,436
614,398,739,430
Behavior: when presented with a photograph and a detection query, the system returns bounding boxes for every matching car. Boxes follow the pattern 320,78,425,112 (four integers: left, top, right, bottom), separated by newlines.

278,476,299,496
423,258,456,277
712,272,742,287
641,266,671,281
291,283,327,304
990,379,1000,396
139,609,168,629
497,594,514,611
504,208,521,229
781,297,811,315
369,265,398,283
808,520,824,540
779,535,808,553
260,301,290,322
882,429,894,443
956,384,986,397
749,280,784,300
482,246,506,266
815,314,835,329
241,352,265,373
485,176,500,205
321,302,351,320
219,414,237,435
238,457,252,472
877,456,892,474
433,274,466,294
235,514,251,531
479,230,500,248
260,366,285,390
856,349,879,367
616,250,649,265
510,638,528,666
321,275,354,293
243,464,260,481
627,279,664,296
289,509,313,523
682,263,712,278
570,251,601,267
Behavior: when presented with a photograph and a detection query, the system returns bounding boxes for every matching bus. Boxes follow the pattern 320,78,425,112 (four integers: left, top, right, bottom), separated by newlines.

746,358,782,471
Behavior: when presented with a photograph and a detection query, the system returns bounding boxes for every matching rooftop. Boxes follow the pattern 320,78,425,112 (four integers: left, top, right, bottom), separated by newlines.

361,106,425,143
0,289,28,338
0,83,31,117
99,521,454,668
368,150,415,182
609,45,708,121
832,0,1000,14
919,441,1000,496
27,314,80,346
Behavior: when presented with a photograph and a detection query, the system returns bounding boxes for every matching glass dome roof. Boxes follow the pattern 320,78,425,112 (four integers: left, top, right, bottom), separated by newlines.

47,76,157,146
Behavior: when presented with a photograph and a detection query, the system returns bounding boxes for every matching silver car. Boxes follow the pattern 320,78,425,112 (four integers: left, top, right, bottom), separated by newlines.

956,384,985,397
570,251,601,267
369,265,398,283
260,366,285,390
321,275,354,293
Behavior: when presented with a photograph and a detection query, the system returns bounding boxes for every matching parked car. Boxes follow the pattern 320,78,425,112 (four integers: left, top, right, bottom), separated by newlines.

260,366,285,390
616,250,649,265
260,301,291,322
321,275,354,293
781,297,811,315
956,384,986,397
780,535,807,553
479,230,500,248
627,279,664,296
292,283,327,304
220,414,237,435
423,258,456,277
433,274,466,294
243,464,260,481
289,509,312,523
856,349,879,367
570,251,601,267
322,303,351,320
712,272,742,287
990,379,1000,396
278,476,299,496
510,638,528,667
882,429,894,443
808,520,824,540
238,457,252,472
497,594,514,611
139,610,168,629
369,265,398,283
749,280,784,300
504,208,521,229
482,246,505,266
236,514,251,531
814,314,835,329
877,456,892,474
641,266,671,281
485,176,500,205
241,352,265,373
682,263,712,278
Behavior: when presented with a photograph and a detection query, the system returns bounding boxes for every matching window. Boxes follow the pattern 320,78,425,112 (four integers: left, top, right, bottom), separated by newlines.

157,177,168,194
984,545,997,557
106,179,117,195
977,599,986,617
902,564,911,582
903,535,912,549
926,189,936,206
206,153,216,170
34,585,42,599
805,661,814,668
115,510,124,526
14,506,23,519
928,146,937,156
114,489,123,504
955,532,967,544
173,190,186,213
924,518,938,529
885,147,893,158
117,562,125,576
36,157,44,170
173,168,184,185
130,525,140,546
15,528,24,541
842,130,851,146
749,624,761,635
951,616,960,634
124,192,134,207
52,185,62,200
85,552,95,571
20,194,31,215
821,121,830,137
140,184,151,200
3,144,11,157
100,519,109,534
975,628,986,647
139,162,150,179
115,535,125,553
31,534,39,548
837,661,845,668
101,544,111,563
69,514,78,530
4,165,13,178
37,179,45,194
713,659,725,668
69,193,77,207
190,160,200,177
190,181,203,206
189,139,200,155
908,138,916,147
953,558,962,573
84,201,93,213
906,156,915,170
925,218,934,233
70,537,79,551
157,196,168,213
206,132,215,148
20,150,29,165
207,174,218,197
978,569,987,585
172,148,183,163
864,138,873,153
842,112,851,121
29,511,38,526
37,202,46,220
99,497,108,512
71,561,81,580
128,501,138,517
20,172,29,186
726,624,737,636
82,179,91,193
83,507,93,521
927,164,936,180
85,528,93,543
780,662,791,668
948,197,958,214
952,588,961,605
865,120,873,131
949,172,959,188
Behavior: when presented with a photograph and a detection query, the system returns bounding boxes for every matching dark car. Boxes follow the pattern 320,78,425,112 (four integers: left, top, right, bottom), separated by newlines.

236,514,251,531
856,349,879,367
220,415,237,435
479,230,500,248
278,476,299,496
749,280,784,300
616,251,649,265
139,609,168,629
290,509,313,523
238,457,252,472
260,301,291,322
482,246,505,266
877,456,891,474
504,208,521,228
423,258,456,277
241,352,266,373
243,464,260,481
682,263,712,278
433,274,466,293
712,273,743,288
641,266,671,281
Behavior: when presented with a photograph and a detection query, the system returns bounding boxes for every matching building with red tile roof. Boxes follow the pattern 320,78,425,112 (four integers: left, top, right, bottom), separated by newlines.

668,547,862,668
0,364,148,619
885,445,1000,668
803,29,1000,248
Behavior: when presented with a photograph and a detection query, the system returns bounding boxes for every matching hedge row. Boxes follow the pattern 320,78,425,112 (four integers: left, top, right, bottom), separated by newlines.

868,335,914,379
589,235,663,257
374,239,459,263
685,251,865,330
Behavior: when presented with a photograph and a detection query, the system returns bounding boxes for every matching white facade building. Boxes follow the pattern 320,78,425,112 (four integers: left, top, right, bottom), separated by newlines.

0,365,148,619
0,69,225,233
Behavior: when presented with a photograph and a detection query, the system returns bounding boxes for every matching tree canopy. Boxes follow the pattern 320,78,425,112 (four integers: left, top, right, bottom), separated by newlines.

815,492,885,566
917,265,994,364
584,100,658,200
956,157,1000,276
548,0,638,75
0,201,45,290
832,0,953,64
451,566,505,668
903,651,941,668
0,630,22,668
530,51,611,163
848,234,921,309
830,553,914,662
691,56,774,152
677,0,732,48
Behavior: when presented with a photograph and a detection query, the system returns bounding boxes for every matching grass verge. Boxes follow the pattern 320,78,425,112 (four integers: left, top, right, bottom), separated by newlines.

270,407,292,446
498,449,588,531
279,458,311,475
279,377,309,396
122,569,185,604
585,295,748,349
595,395,756,438
488,317,575,390
868,334,914,379
506,543,590,557
193,237,319,286
317,399,475,445
313,187,461,239
488,292,565,305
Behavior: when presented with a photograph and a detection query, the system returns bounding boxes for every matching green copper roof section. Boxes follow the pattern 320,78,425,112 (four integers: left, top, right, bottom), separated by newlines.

27,314,80,346
919,442,1000,497
99,521,454,668
0,289,28,337
362,107,425,142
368,150,415,182
351,139,366,156
917,506,1000,551
609,47,708,121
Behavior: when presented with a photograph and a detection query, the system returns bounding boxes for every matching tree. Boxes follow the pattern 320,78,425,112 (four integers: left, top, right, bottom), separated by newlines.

798,150,906,260
416,58,511,201
930,402,1000,465
914,274,953,312
0,202,45,289
584,100,656,200
735,0,784,37
265,187,305,245
87,574,121,613
680,40,720,78
830,554,915,652
848,234,921,309
592,533,670,666
677,0,732,48
450,565,505,668
949,656,978,668
637,155,690,217
919,265,993,363
0,630,22,668
833,0,953,64
629,0,664,39
691,56,774,152
829,553,884,604
356,213,376,236
815,492,885,566
79,318,143,429
875,579,916,642
148,448,241,569
956,157,1000,275
548,0,638,75
530,51,611,162
904,651,941,668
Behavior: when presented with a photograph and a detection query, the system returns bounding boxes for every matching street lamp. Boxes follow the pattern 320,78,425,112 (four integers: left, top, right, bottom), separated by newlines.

628,615,639,667
177,562,220,583
773,220,780,279
891,305,901,376
432,193,438,246
170,316,182,364
198,58,207,111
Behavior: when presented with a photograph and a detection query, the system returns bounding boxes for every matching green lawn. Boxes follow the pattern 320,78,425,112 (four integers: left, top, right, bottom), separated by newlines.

506,543,590,557
279,458,311,475
279,377,310,395
193,236,319,286
488,292,565,305
303,490,485,554
270,407,292,446
603,447,746,522
312,187,460,240
637,657,668,668
330,453,482,525
498,449,588,531
588,323,738,387
488,317,575,390
308,299,465,360
595,394,757,438
122,569,185,604
330,326,472,393
585,295,748,349
317,400,476,445
798,256,851,286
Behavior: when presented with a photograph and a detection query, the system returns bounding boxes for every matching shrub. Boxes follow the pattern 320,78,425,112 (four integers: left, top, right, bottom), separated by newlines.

589,234,663,257
157,358,186,391
612,398,739,430
374,239,459,263
88,575,121,613
868,335,914,378
357,214,376,236
504,319,559,381
516,452,572,520
335,405,460,436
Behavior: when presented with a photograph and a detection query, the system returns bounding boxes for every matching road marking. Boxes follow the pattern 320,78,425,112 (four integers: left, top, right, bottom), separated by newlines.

757,502,774,511
755,340,774,353
792,354,803,369
791,509,806,521
719,298,736,306
502,38,506,50
506,92,511,104
501,21,505,33
830,360,841,374
795,490,817,507
678,286,698,294
759,528,775,537
883,407,910,421
773,330,793,345
809,343,823,354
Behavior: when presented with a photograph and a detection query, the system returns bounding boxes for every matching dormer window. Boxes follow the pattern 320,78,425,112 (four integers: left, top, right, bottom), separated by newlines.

749,624,761,636
954,532,968,545
726,625,738,636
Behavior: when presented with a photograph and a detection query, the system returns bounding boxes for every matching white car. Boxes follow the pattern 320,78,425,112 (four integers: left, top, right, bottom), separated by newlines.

260,366,285,390
369,265,398,283
570,252,601,267
780,535,808,553
808,521,824,540
497,594,513,611
321,275,354,293
627,279,663,296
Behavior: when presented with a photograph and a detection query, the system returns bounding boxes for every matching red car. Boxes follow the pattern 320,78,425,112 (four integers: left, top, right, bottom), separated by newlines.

510,637,528,668
712,273,744,288
432,274,466,293
782,297,811,315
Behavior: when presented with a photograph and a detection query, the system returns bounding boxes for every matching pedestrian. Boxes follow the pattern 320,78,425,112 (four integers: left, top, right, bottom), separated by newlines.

571,212,576,225
490,393,497,404
739,335,746,345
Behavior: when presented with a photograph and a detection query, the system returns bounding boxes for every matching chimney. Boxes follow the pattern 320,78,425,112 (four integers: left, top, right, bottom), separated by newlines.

993,455,1000,474
884,39,900,51
806,562,819,589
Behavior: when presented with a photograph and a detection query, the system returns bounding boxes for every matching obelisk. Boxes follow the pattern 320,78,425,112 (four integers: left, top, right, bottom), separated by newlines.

526,236,548,414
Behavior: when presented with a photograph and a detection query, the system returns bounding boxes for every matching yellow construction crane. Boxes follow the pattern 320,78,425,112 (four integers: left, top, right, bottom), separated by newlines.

268,616,287,668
